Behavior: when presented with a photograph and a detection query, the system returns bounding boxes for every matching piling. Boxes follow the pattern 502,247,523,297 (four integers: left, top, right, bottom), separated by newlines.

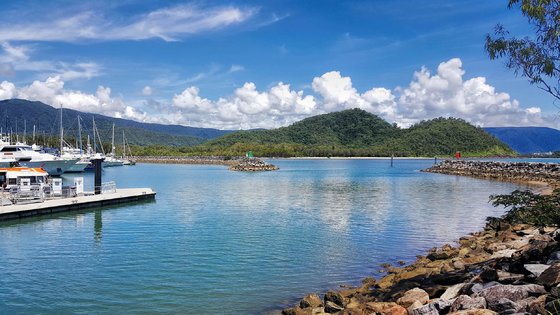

92,157,104,195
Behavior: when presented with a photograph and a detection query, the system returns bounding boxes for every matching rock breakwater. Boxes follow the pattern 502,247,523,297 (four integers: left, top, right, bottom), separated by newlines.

423,160,560,186
228,157,279,171
135,156,240,166
282,222,560,315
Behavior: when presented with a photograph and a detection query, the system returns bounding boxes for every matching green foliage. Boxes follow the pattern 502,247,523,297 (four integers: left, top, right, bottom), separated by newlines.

190,110,514,157
485,0,560,100
489,189,560,226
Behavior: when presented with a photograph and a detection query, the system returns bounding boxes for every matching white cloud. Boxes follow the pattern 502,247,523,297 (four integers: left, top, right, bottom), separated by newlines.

0,4,257,42
0,57,556,130
0,81,16,100
142,86,152,96
0,41,102,80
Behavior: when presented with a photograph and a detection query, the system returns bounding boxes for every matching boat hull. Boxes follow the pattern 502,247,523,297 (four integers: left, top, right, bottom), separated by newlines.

18,159,79,176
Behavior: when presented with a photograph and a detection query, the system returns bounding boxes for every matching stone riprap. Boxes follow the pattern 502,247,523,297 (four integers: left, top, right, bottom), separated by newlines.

135,156,240,166
228,157,279,172
282,223,560,315
136,156,279,172
423,160,560,185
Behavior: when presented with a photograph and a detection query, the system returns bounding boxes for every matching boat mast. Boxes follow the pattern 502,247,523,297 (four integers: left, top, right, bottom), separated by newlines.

59,103,63,154
122,130,125,158
32,125,36,144
78,116,83,154
111,123,115,157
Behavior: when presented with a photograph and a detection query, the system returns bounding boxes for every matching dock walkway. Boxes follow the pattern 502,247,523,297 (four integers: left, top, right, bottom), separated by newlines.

0,188,156,221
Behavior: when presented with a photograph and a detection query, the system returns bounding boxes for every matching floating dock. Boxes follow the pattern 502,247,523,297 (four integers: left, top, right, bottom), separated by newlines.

0,188,156,221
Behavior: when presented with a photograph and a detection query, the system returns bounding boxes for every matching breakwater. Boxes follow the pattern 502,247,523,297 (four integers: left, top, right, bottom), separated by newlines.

424,160,560,186
135,156,239,166
136,156,279,171
283,222,560,315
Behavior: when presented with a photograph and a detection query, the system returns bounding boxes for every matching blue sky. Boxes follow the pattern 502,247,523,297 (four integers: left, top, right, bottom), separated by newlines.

0,0,556,129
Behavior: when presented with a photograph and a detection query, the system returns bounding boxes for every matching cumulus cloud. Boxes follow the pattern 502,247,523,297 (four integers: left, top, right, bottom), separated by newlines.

0,57,556,130
169,82,316,129
3,76,145,121
0,4,257,42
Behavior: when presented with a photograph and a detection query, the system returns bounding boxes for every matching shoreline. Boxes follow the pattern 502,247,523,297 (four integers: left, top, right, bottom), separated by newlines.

280,160,560,315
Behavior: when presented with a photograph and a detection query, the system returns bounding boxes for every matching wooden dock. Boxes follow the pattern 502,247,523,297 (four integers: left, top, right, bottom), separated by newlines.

0,188,156,221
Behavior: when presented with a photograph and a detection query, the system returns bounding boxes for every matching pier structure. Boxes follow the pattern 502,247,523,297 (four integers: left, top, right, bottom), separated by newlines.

0,187,155,221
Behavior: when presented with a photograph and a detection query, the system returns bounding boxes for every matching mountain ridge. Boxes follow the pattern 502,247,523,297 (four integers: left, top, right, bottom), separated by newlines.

0,99,233,146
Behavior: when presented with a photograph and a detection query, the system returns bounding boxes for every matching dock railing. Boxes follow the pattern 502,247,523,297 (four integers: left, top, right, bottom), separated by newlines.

0,180,118,206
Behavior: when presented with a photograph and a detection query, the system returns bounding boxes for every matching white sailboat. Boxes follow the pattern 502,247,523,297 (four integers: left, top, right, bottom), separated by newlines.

103,124,123,167
121,131,136,165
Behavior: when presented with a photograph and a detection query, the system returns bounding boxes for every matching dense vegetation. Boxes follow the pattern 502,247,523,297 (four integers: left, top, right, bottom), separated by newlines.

488,189,560,227
134,109,514,157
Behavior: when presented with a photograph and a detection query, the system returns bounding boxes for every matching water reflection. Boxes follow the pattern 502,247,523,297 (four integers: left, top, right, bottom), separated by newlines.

94,210,102,243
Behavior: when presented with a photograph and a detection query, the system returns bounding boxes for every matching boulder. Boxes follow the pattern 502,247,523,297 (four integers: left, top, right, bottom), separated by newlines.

447,310,497,315
324,290,345,307
477,285,528,305
487,298,521,314
537,263,560,287
300,294,323,309
282,306,313,315
433,298,454,313
396,287,429,308
440,283,470,301
409,303,439,315
365,302,407,315
407,300,424,314
324,301,344,313
450,295,487,312
480,268,499,282
548,251,560,265
523,264,551,278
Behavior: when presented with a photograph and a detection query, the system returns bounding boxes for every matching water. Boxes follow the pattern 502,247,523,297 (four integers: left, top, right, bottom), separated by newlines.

0,159,538,314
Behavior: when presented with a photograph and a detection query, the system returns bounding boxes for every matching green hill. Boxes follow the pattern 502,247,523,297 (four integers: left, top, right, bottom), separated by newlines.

0,99,233,147
193,109,514,157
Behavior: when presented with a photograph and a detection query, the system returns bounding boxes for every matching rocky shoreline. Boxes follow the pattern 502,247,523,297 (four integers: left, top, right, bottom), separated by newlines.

423,160,560,188
135,156,279,171
281,160,560,315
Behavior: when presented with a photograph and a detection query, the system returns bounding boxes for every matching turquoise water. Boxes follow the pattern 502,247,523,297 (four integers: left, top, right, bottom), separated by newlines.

0,159,534,314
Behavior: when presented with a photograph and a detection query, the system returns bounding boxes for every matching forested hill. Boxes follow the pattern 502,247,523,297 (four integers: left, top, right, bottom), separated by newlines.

0,99,232,146
198,109,514,157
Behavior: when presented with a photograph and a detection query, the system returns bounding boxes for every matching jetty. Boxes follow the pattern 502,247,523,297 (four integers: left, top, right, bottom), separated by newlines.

0,188,155,221
138,156,279,171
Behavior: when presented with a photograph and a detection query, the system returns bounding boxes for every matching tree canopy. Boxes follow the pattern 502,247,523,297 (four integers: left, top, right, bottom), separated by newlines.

485,0,560,101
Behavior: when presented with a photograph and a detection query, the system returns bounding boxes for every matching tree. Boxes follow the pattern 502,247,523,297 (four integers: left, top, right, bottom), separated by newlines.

485,0,560,101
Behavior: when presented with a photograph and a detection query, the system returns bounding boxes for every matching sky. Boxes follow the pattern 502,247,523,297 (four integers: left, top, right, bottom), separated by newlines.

0,0,557,130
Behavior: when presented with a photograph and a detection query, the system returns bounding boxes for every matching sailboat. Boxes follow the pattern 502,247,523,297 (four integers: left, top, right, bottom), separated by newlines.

121,131,136,166
103,124,124,167
60,116,91,173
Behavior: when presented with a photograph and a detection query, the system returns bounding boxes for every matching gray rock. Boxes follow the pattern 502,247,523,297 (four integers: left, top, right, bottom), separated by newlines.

524,264,551,278
537,263,560,287
488,298,521,314
470,283,484,294
440,283,470,300
477,285,527,305
548,251,560,265
450,295,487,312
410,303,438,315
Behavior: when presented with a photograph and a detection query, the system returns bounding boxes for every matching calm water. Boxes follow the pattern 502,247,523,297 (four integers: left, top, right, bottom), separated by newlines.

0,159,537,314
